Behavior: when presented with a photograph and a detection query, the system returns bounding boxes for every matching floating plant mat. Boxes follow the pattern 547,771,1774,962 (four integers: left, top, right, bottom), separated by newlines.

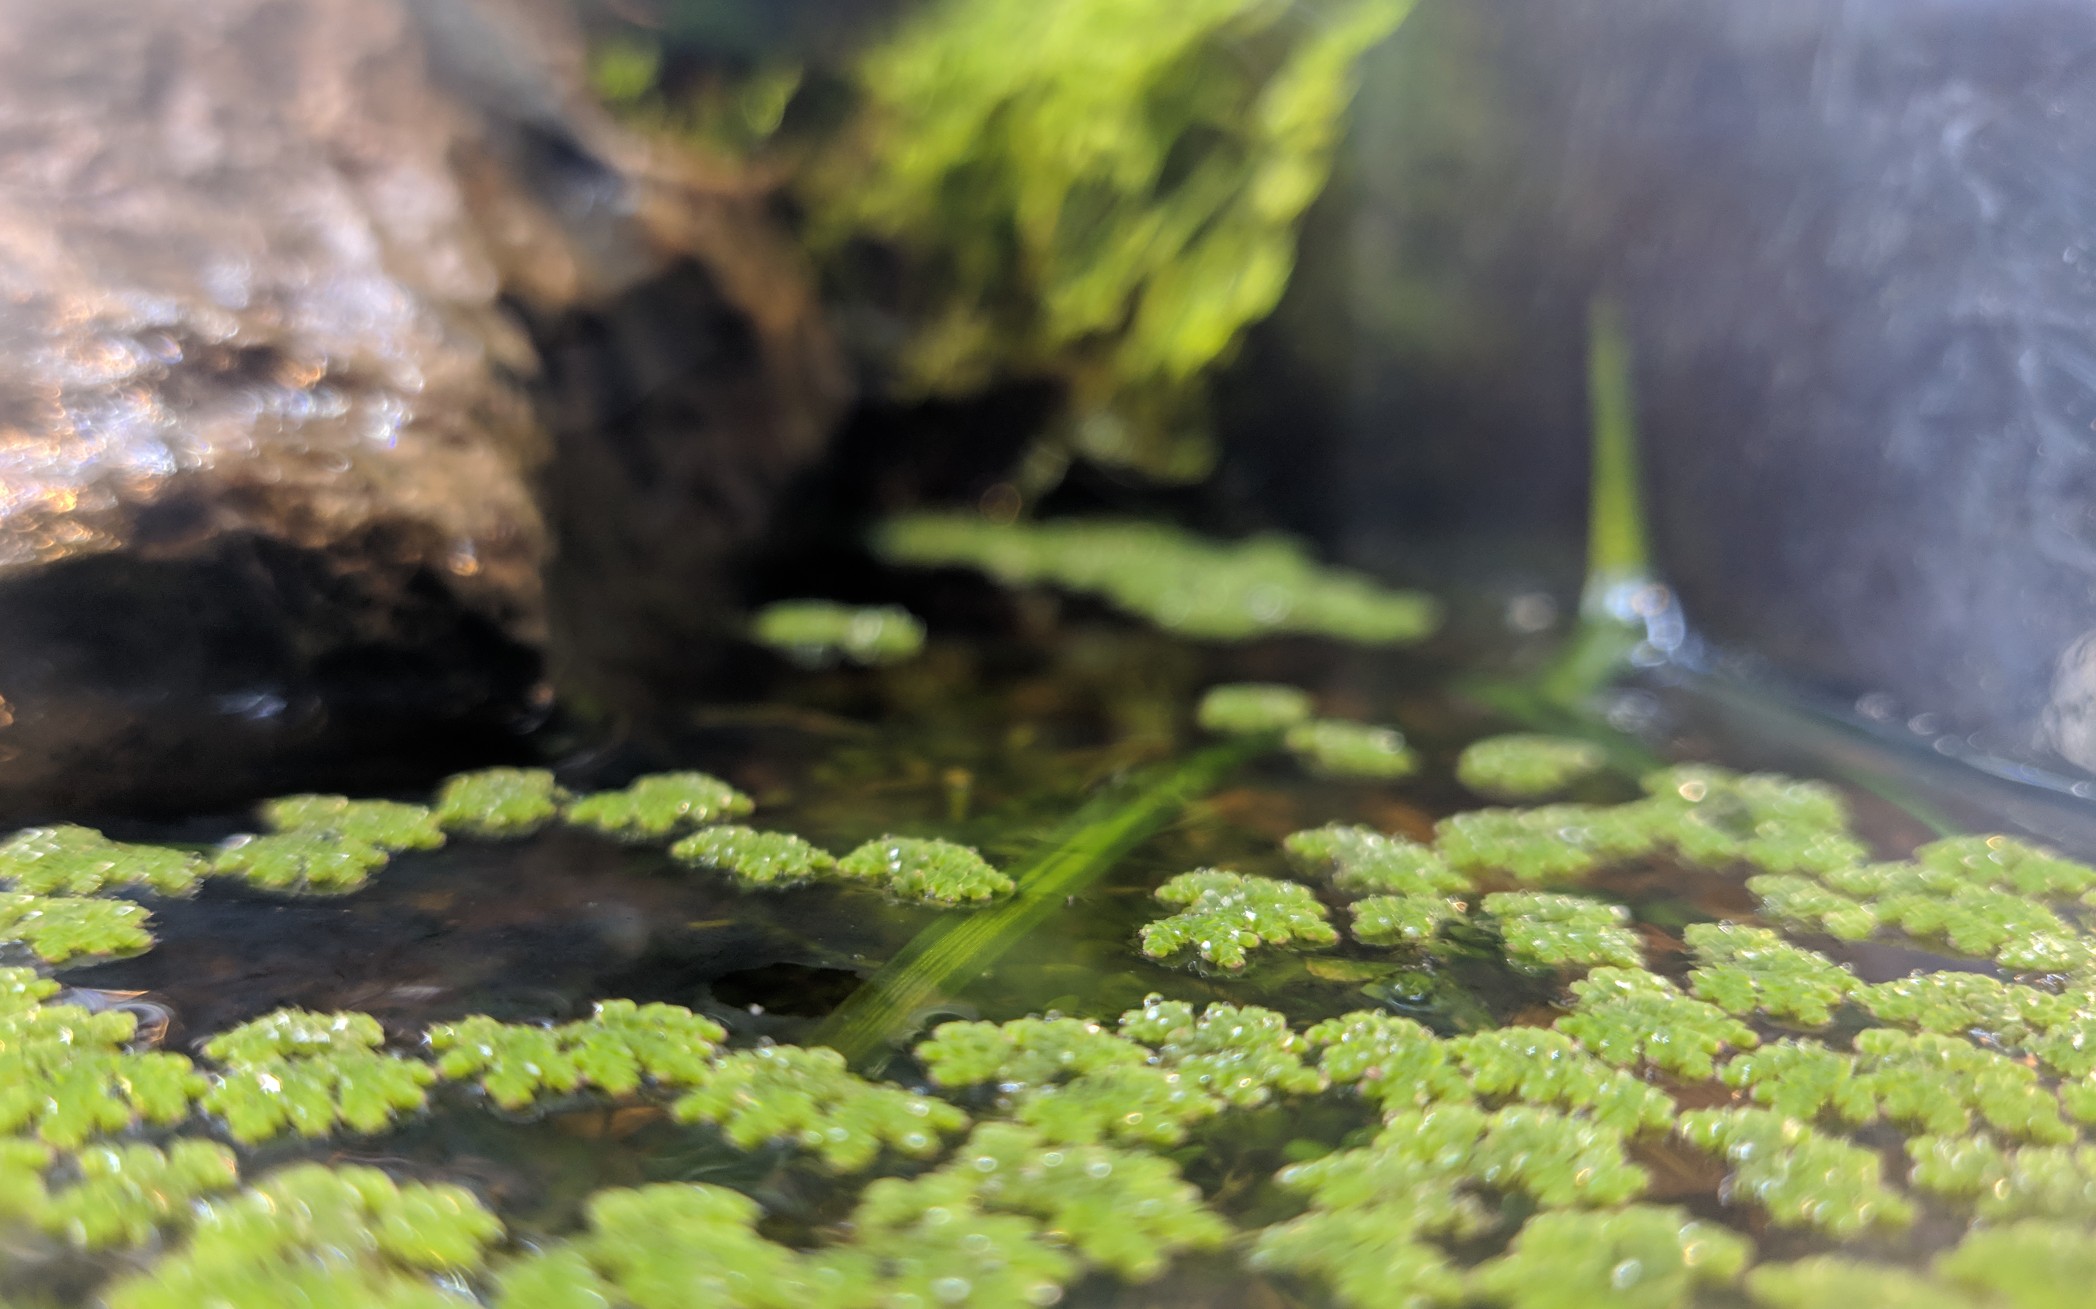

9,603,2096,1306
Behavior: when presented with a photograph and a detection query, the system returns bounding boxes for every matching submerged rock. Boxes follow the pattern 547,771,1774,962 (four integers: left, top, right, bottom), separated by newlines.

0,0,845,818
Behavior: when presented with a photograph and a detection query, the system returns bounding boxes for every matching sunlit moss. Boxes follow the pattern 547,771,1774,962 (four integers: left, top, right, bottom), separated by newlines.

1482,892,1643,971
1285,719,1418,779
669,1044,968,1171
834,835,1015,905
1558,967,1757,1081
102,1163,503,1309
433,767,566,839
1748,1258,1978,1309
1456,734,1607,801
876,515,1441,643
258,796,445,853
563,772,755,843
752,599,928,667
29,1141,241,1251
1139,869,1338,969
1677,1108,1914,1236
1351,892,1464,947
200,1010,434,1144
212,832,390,895
1470,1205,1753,1309
0,825,202,896
1117,997,1325,1106
669,825,836,888
1686,922,1857,1027
428,1001,724,1110
1284,823,1470,898
1195,682,1314,734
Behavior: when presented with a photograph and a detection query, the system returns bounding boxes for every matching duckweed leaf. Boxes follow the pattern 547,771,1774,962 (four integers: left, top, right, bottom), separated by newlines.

668,826,835,888
1284,719,1418,779
1308,1011,1471,1113
0,825,202,896
1482,892,1643,971
1559,967,1757,1081
1686,921,1857,1027
670,1045,967,1170
1195,682,1313,734
428,1001,725,1109
1915,835,2096,899
914,1018,1215,1146
1284,823,1471,897
1860,971,2077,1042
568,1183,803,1307
0,891,154,963
1437,805,1652,886
1352,893,1464,947
1006,1062,1220,1147
835,835,1014,905
1452,1028,1677,1134
38,1140,240,1250
1456,734,1608,801
917,1016,1148,1090
752,599,927,666
201,1010,434,1143
1470,1206,1753,1309
1854,1029,2072,1144
1139,869,1338,969
1677,1108,1914,1236
1936,1219,2096,1308
1748,1258,1978,1309
1748,873,1880,940
1876,886,2069,961
1644,766,1867,876
1250,1208,1465,1309
258,796,445,852
211,833,389,894
433,768,566,838
1720,1041,1876,1124
563,772,754,842
1117,997,1325,1105
0,988,203,1146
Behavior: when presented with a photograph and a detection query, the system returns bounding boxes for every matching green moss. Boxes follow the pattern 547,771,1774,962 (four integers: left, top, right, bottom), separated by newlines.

1936,1219,2096,1308
1456,735,1608,801
563,772,754,843
200,1010,434,1143
875,515,1440,643
1558,967,1757,1081
1195,682,1314,734
1859,972,2076,1042
0,825,202,896
1482,892,1644,971
669,1044,968,1170
1877,885,2070,961
1748,1258,1978,1309
1437,805,1651,886
428,1001,724,1110
1686,922,1858,1027
752,600,927,667
834,835,1015,905
433,768,566,839
1285,719,1419,779
0,890,154,963
211,833,390,895
1470,1206,1752,1309
1677,1108,1913,1236
1351,892,1464,947
258,796,445,853
1286,1102,1646,1212
1139,869,1338,968
33,1141,241,1250
1117,996,1325,1105
102,1163,502,1309
1284,823,1471,897
669,825,836,888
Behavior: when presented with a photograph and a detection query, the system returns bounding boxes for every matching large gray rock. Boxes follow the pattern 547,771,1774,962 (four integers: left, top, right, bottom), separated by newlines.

0,0,845,817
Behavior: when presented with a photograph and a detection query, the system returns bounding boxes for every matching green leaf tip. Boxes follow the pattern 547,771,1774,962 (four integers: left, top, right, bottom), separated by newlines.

563,771,755,842
1140,869,1338,968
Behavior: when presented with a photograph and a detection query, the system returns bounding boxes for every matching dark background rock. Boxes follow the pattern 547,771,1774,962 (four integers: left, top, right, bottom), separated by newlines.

1238,0,2096,775
0,0,845,820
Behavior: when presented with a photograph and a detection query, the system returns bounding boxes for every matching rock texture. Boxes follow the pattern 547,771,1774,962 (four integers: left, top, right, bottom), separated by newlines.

0,0,845,818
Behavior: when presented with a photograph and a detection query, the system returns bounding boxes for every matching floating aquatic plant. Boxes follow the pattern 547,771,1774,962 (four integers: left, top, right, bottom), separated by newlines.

1915,834,2096,899
1558,966,1758,1081
1748,873,1880,941
1284,718,1418,779
1686,921,1857,1027
1482,891,1644,971
433,768,566,839
917,1016,1147,1090
1456,734,1608,801
0,891,155,963
427,1001,724,1110
668,825,836,888
563,772,755,842
1747,1258,1975,1309
212,832,390,895
31,1141,241,1251
1859,971,2076,1043
1195,681,1313,734
1853,1029,2073,1144
1453,1027,1677,1134
200,1010,435,1143
834,835,1014,905
1721,1040,1877,1123
1678,1108,1914,1236
1118,996,1325,1106
1139,869,1338,969
1470,1205,1753,1309
669,1044,967,1170
1647,765,1868,876
0,825,202,896
876,515,1441,643
752,599,927,666
1351,892,1463,947
1284,823,1471,898
1437,805,1649,886
258,796,446,853
1935,1220,2096,1307
0,973,202,1146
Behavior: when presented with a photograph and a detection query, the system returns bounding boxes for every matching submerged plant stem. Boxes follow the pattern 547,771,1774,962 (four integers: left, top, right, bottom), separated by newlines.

816,737,1267,1067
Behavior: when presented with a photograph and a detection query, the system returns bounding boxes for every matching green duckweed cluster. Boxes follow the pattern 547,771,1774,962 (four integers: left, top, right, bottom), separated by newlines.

1284,718,1419,779
877,513,1441,643
751,600,928,667
1196,681,1314,734
1139,868,1339,969
1456,733,1608,800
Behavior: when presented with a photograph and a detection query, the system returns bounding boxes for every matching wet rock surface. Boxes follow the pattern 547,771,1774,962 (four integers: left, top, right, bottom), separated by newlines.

0,0,845,818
